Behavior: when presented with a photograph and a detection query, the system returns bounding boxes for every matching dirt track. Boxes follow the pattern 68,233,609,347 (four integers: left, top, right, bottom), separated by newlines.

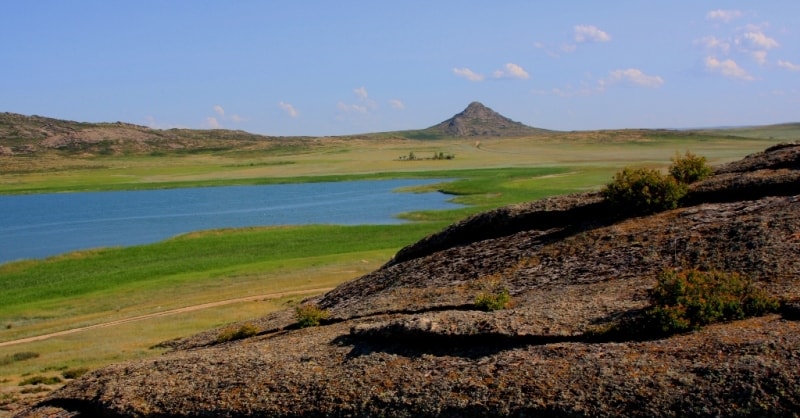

0,288,333,348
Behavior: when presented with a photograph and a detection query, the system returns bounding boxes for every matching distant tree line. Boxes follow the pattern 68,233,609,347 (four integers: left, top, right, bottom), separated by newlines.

397,151,455,161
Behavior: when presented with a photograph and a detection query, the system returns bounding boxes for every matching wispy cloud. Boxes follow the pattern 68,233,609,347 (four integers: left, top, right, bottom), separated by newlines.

560,43,577,53
453,67,485,82
734,30,779,65
389,99,405,110
601,68,664,88
336,86,379,115
454,64,529,81
739,31,779,50
352,87,378,109
278,102,299,118
543,69,662,98
706,9,742,23
778,60,800,71
493,63,529,80
354,86,369,100
694,36,731,54
574,25,611,43
549,85,598,98
705,56,753,80
336,102,368,113
207,104,243,127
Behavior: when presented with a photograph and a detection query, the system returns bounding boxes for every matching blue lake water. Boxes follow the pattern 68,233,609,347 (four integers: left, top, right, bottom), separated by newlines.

0,179,460,264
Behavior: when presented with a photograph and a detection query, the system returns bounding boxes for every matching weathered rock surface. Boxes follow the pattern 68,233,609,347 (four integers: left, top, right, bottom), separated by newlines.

18,143,800,417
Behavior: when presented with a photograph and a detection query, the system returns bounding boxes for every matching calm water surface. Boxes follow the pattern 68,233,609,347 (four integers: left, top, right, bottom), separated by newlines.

0,179,460,264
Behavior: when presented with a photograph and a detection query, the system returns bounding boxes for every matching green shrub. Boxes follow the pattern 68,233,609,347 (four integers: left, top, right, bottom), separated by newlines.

602,167,688,214
216,322,259,343
18,375,62,386
295,304,330,328
647,269,779,334
475,288,511,311
669,151,713,184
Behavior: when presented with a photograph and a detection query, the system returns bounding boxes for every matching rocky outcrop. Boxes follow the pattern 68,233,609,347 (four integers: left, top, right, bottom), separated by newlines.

18,144,800,417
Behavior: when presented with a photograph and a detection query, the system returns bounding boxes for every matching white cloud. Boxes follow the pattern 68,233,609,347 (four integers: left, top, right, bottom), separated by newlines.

209,105,243,125
560,43,577,53
354,86,368,100
778,60,800,71
601,68,664,88
706,9,742,23
493,63,530,80
336,87,377,116
278,102,299,118
453,67,485,82
389,99,405,110
740,31,779,50
205,116,221,129
705,56,753,80
336,102,367,113
695,36,731,54
574,25,611,43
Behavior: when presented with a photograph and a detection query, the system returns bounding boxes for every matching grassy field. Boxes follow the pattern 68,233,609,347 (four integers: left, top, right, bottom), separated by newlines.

0,129,790,410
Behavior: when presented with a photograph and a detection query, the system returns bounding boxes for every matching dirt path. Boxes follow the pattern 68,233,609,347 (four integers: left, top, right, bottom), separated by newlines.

0,288,333,348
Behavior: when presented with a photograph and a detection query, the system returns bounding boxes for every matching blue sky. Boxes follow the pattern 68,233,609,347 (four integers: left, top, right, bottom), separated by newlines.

2,1,799,136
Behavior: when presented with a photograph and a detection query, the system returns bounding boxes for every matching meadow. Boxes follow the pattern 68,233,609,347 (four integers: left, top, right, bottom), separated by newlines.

0,129,788,409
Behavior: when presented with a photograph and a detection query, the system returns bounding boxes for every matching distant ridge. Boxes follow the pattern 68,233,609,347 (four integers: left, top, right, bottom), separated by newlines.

422,102,550,138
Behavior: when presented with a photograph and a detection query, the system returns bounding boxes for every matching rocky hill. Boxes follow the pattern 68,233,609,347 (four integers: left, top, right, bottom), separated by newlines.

0,112,309,156
0,104,544,156
18,143,800,417
421,102,550,138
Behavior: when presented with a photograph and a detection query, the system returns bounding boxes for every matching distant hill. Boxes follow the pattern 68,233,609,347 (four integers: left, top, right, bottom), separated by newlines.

0,112,307,156
2,108,799,157
401,102,552,139
695,122,800,141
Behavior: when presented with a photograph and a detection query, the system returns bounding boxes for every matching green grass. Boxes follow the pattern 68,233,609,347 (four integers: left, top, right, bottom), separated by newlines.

0,223,442,315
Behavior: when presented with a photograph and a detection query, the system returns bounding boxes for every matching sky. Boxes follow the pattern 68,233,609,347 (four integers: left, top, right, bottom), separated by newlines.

2,1,799,136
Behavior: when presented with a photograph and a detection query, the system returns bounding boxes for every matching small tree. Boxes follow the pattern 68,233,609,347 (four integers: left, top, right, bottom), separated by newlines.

669,151,713,184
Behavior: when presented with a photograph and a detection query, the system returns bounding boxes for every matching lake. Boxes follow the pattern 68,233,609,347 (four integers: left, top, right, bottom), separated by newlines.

0,179,460,264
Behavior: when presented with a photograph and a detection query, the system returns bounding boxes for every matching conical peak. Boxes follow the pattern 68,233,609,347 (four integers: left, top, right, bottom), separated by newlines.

460,102,493,117
423,102,550,137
